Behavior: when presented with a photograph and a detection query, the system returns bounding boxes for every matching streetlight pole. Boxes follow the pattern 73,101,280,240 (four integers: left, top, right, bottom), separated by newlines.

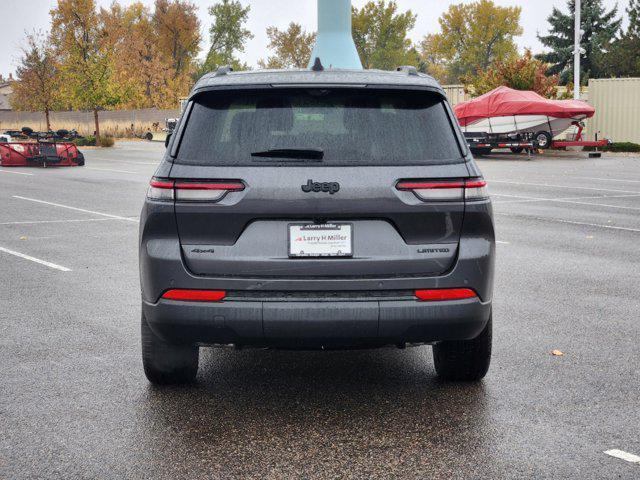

574,0,581,99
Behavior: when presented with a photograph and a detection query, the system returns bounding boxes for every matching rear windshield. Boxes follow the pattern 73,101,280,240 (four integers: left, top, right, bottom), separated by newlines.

175,89,463,166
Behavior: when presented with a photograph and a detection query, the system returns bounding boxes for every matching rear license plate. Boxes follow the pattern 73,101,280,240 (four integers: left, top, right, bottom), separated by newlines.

288,224,353,258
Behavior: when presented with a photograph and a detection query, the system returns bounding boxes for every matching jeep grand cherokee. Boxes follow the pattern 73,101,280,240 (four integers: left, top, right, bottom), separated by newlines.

139,67,495,385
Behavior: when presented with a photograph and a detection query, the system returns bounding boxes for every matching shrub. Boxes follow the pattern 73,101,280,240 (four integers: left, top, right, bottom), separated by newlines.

99,135,115,148
74,135,95,146
606,142,640,153
585,142,640,153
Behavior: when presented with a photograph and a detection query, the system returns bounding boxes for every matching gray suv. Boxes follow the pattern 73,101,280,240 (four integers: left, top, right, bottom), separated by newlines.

139,67,495,385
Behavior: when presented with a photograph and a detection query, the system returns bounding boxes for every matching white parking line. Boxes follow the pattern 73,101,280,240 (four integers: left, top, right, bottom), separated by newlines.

574,176,640,184
493,193,640,211
0,169,34,176
12,196,138,223
497,212,640,233
0,246,71,272
86,167,139,174
496,240,510,244
490,180,640,194
604,449,640,464
100,159,158,166
0,218,121,226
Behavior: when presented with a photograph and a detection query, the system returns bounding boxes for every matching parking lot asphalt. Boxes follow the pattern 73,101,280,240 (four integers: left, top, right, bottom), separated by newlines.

1,142,639,479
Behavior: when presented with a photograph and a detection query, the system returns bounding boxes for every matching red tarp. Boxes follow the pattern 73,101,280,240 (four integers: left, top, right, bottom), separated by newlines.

454,86,595,127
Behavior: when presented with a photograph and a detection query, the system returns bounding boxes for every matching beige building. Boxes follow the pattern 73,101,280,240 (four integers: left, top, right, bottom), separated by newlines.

588,78,640,144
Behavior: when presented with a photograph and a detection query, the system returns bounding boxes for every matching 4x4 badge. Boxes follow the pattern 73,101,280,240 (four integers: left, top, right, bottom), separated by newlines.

301,179,340,195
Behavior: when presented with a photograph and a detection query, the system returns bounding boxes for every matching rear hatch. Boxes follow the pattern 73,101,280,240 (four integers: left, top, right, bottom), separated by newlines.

167,87,474,278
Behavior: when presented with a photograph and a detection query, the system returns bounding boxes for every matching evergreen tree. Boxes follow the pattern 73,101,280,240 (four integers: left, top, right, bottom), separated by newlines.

537,0,621,84
600,0,640,77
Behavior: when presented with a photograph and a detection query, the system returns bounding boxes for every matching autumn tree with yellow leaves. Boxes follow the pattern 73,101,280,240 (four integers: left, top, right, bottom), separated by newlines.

420,0,522,83
11,32,63,131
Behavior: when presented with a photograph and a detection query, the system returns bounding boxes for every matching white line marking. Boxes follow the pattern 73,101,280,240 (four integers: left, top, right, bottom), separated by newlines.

12,196,138,223
97,159,158,166
604,449,640,464
574,176,640,184
0,246,71,272
497,212,640,233
0,169,34,176
493,193,640,203
493,193,640,211
490,179,640,194
86,167,139,174
496,240,510,244
0,218,121,226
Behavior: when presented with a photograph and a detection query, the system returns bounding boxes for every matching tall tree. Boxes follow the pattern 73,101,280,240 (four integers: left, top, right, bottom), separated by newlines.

418,34,453,83
258,23,316,69
196,0,252,79
100,2,177,108
423,0,522,82
11,32,62,130
351,1,418,70
465,49,560,97
536,0,621,84
50,0,121,141
598,0,640,77
153,0,201,76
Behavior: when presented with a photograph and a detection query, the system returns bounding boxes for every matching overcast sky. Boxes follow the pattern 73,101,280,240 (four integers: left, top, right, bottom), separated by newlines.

0,0,627,77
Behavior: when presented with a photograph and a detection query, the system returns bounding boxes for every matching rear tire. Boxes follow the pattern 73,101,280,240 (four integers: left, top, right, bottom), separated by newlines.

141,313,199,385
433,315,492,381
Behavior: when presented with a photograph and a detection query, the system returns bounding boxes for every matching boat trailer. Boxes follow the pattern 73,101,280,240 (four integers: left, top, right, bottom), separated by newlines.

549,121,611,149
464,121,611,157
465,132,536,155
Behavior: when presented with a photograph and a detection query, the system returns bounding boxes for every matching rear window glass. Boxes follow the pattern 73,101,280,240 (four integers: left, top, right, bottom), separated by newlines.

175,89,463,166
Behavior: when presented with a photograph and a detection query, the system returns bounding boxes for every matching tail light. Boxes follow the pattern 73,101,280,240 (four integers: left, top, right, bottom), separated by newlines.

415,288,477,301
147,178,245,202
396,178,488,201
161,289,226,302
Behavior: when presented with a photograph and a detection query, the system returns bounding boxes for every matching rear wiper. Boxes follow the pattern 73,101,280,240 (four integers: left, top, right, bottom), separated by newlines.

251,148,324,161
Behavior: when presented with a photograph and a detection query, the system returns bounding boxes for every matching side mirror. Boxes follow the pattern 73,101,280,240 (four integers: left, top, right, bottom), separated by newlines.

165,133,172,148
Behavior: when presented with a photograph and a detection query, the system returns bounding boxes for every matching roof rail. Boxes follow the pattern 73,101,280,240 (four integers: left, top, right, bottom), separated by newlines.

396,66,419,76
214,65,234,77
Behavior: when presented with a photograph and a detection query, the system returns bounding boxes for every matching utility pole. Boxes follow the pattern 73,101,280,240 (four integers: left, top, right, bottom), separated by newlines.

574,0,581,99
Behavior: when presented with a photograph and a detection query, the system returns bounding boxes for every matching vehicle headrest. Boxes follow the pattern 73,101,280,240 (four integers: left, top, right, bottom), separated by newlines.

230,111,254,144
344,97,381,131
255,96,294,131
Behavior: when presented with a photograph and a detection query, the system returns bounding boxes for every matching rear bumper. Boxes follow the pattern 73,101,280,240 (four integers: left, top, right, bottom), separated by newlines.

142,296,492,349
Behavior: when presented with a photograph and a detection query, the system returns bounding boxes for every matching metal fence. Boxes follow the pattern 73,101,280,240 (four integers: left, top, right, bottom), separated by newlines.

588,78,640,144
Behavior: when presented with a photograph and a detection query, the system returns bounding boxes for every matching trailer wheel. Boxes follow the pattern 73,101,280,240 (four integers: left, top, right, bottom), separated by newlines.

534,131,552,149
145,132,153,141
510,147,524,154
